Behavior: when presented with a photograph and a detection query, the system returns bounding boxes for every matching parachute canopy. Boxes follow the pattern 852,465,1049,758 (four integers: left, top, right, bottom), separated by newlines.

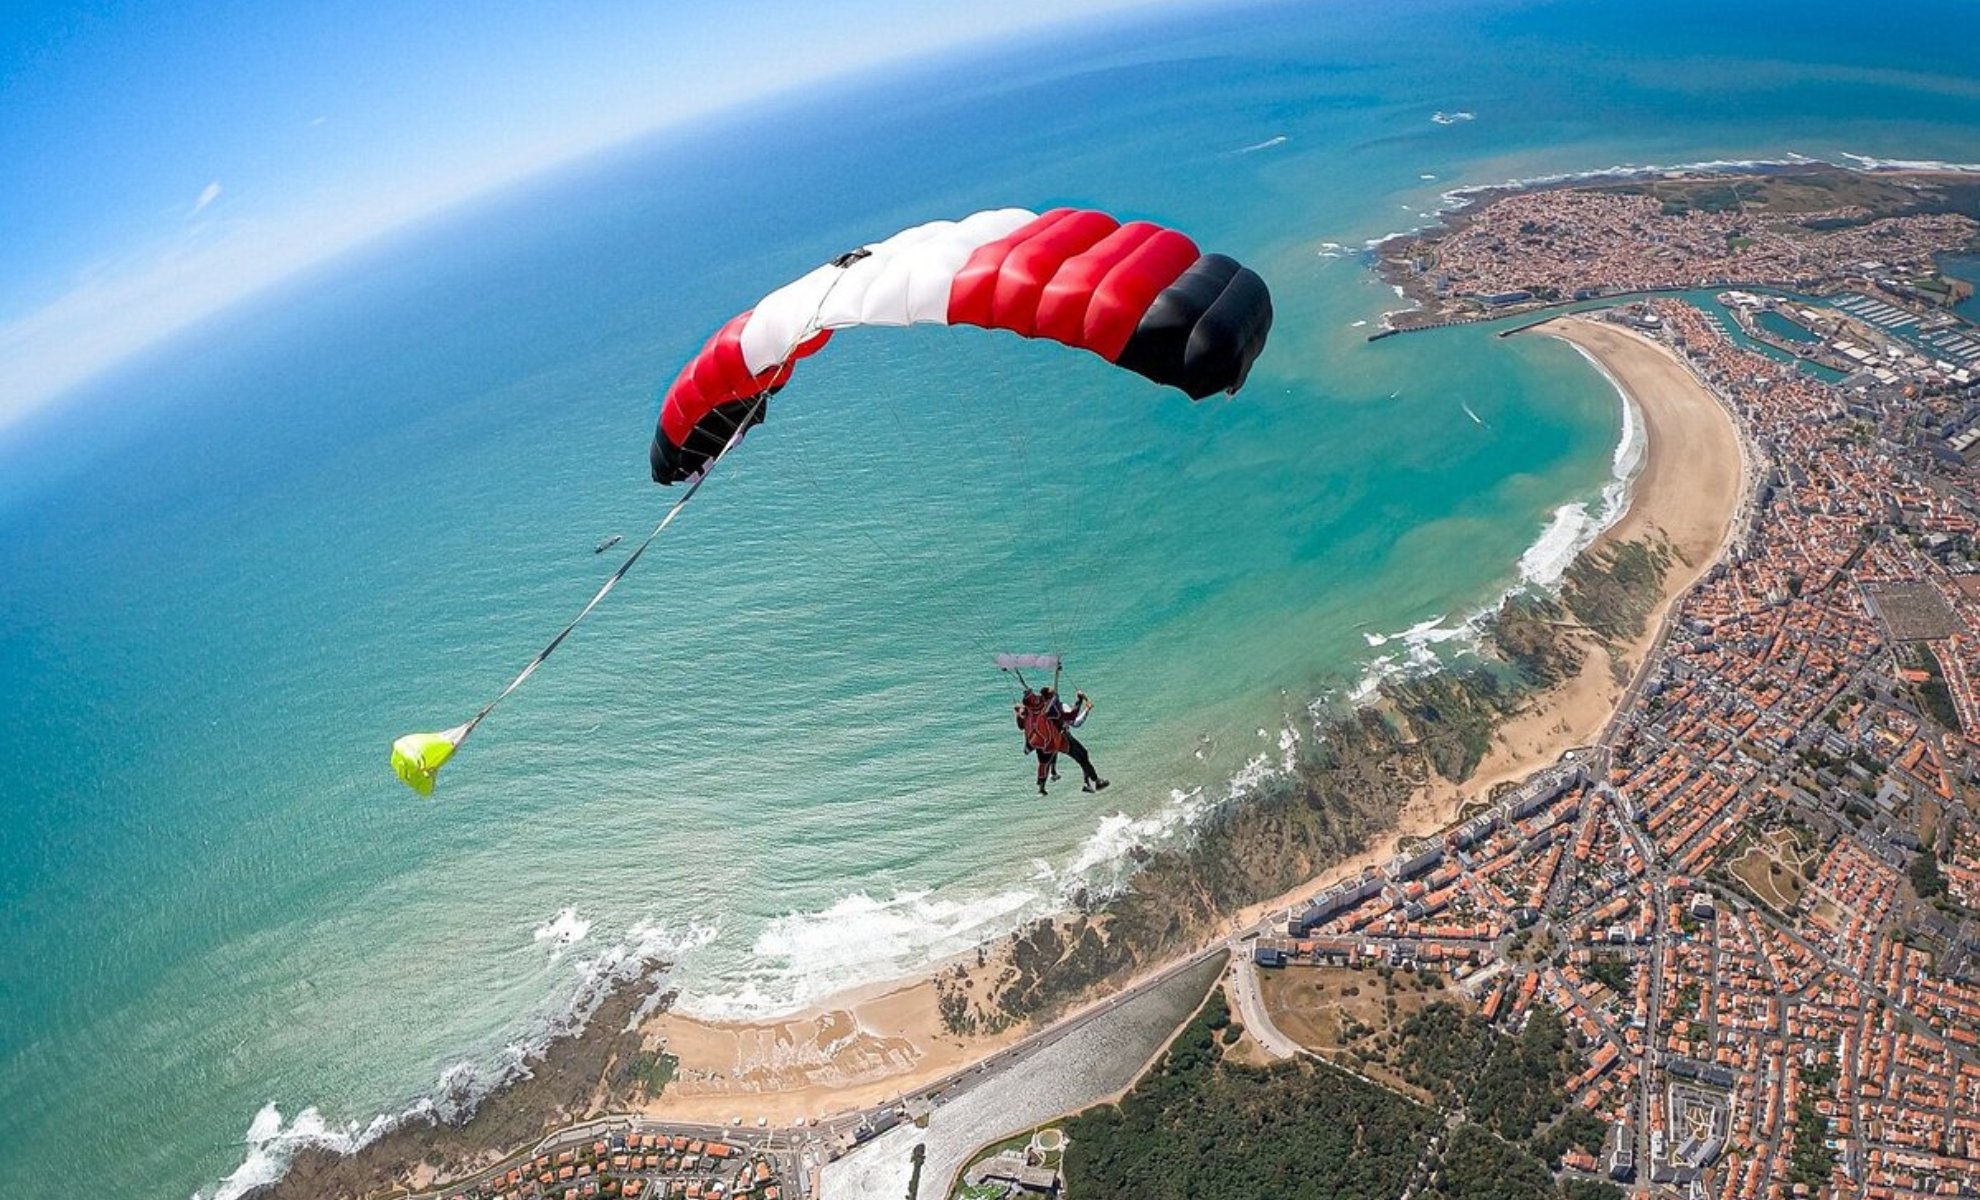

995,653,1061,673
391,725,468,797
650,207,1274,483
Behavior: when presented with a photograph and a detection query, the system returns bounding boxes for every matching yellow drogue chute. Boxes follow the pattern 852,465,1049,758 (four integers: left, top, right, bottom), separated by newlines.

390,725,470,796
388,404,753,795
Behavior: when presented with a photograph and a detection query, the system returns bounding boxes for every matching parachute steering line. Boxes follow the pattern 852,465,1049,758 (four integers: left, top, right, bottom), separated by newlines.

393,205,1271,795
389,393,765,796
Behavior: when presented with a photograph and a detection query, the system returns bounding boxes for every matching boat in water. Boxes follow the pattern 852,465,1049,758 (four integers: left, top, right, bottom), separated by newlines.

594,534,622,554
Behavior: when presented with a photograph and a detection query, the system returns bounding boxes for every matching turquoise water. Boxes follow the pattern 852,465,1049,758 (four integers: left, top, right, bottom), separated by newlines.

1941,253,1980,320
1681,289,1851,381
1755,309,1821,344
9,1,1980,1196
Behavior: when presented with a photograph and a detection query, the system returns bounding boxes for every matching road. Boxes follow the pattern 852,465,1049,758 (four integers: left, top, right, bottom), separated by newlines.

819,954,1225,1199
1225,951,1298,1060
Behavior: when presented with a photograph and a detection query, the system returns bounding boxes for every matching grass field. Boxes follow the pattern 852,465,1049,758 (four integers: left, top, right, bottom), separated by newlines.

1256,965,1459,1100
1729,826,1821,912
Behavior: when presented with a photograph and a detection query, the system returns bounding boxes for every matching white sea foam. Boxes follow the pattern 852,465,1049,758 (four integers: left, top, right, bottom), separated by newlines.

679,888,1046,1020
203,1104,402,1200
1517,503,1600,589
1431,111,1476,125
1345,343,1644,704
203,916,710,1199
1519,345,1643,589
532,906,592,955
680,715,1319,1023
1839,152,1980,173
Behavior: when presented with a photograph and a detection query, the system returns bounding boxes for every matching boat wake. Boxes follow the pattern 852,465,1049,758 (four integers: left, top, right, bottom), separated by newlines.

1232,134,1287,154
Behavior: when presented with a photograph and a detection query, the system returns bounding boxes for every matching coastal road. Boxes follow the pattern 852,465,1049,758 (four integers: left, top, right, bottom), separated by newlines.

1225,951,1298,1060
819,953,1226,1200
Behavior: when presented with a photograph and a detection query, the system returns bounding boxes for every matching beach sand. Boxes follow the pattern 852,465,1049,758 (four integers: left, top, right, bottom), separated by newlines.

634,962,1023,1127
634,313,1748,1127
1454,316,1745,792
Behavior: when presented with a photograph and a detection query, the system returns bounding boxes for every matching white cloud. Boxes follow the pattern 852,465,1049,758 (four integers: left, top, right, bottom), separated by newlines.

191,181,223,215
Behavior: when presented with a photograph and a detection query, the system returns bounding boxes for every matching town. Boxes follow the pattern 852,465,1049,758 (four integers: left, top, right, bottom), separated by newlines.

1247,191,1980,1196
382,171,1980,1200
408,1122,804,1200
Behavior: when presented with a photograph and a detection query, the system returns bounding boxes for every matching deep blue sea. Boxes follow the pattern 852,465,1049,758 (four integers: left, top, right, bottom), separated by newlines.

7,1,1980,1195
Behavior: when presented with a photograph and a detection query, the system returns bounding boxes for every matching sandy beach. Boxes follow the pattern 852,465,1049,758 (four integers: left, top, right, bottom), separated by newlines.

1455,316,1746,793
634,313,1748,1127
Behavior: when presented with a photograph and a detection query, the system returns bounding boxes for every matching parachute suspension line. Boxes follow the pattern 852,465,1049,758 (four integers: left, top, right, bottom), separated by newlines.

962,355,1068,661
390,391,767,796
1007,394,1068,661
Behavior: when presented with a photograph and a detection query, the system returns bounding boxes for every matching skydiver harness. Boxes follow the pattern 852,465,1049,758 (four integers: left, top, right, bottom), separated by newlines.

1022,700,1066,754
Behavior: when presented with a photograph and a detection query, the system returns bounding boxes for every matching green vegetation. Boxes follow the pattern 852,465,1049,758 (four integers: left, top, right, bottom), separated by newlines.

1789,1064,1838,1188
1530,1107,1607,1169
1562,540,1673,645
1916,645,1961,733
1395,1003,1572,1142
1583,956,1632,993
1672,981,1702,1019
1429,1124,1556,1200
1062,987,1437,1200
1911,846,1947,900
623,1049,678,1099
1605,166,1980,228
1067,986,1621,1200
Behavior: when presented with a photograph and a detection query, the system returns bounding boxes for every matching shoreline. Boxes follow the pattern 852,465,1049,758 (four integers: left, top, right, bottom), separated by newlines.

627,311,1749,1131
232,307,1753,1199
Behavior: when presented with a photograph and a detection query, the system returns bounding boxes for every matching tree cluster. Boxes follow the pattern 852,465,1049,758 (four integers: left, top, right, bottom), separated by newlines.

1061,989,1435,1200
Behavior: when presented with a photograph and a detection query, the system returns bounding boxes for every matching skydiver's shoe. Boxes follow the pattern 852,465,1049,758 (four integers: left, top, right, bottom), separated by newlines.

1049,769,1061,781
1083,779,1111,793
1038,783,1049,796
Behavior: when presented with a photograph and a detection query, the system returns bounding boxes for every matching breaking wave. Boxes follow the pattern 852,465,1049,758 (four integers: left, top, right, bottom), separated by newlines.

1350,346,1643,702
532,906,593,956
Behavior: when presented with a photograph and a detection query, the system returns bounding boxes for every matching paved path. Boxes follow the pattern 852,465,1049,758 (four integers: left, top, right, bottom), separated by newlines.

1225,952,1298,1060
819,954,1224,1200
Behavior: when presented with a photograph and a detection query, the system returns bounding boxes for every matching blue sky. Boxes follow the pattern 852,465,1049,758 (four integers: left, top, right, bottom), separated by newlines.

0,0,1164,434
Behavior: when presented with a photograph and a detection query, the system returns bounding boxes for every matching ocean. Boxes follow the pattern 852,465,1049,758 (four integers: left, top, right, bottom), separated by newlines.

7,0,1980,1195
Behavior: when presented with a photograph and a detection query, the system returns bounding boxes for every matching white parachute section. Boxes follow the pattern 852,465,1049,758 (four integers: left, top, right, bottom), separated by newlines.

995,653,1061,672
